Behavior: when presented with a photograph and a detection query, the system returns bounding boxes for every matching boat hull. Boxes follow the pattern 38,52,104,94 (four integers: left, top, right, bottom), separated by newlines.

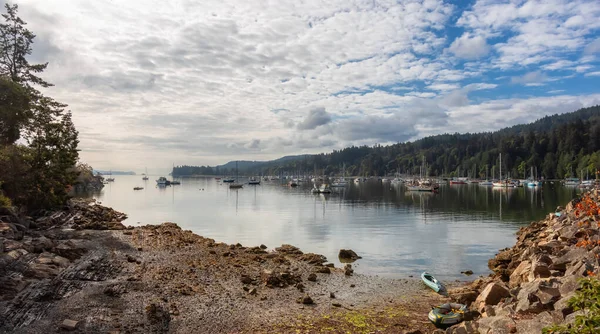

421,272,445,293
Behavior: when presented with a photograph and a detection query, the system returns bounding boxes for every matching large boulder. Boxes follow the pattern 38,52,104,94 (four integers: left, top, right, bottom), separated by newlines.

474,282,511,313
554,291,576,318
515,280,560,314
550,248,589,271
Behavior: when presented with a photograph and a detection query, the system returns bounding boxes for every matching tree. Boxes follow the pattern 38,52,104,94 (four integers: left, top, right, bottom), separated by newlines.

0,4,79,212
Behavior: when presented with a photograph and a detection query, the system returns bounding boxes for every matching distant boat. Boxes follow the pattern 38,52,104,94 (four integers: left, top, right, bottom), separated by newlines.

311,183,332,194
248,177,260,185
222,178,235,183
229,161,243,189
133,186,144,190
564,177,580,186
289,181,298,187
106,170,115,182
171,180,181,185
156,176,170,186
142,167,149,180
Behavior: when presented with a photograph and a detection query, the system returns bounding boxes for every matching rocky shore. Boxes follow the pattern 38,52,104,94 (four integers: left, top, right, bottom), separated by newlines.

443,190,600,333
2,191,597,333
0,199,447,333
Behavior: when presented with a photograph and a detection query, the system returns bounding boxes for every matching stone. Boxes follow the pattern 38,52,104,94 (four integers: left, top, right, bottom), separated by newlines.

550,248,589,271
453,290,479,306
554,291,575,317
559,274,580,295
31,236,55,253
330,292,335,298
515,280,554,314
300,294,313,305
509,261,531,288
307,273,317,282
344,264,353,276
248,288,257,295
240,275,254,285
516,311,556,333
528,262,551,281
338,249,361,262
52,240,87,261
316,266,331,274
61,319,79,331
483,305,496,317
332,302,341,307
565,260,593,278
461,270,474,276
564,310,584,324
473,282,511,313
477,316,516,334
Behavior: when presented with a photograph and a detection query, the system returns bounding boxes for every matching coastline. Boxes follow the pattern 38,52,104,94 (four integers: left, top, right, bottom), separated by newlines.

0,199,450,333
2,189,597,333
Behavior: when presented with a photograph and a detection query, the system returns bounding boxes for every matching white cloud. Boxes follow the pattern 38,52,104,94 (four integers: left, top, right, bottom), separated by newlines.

297,108,332,130
585,71,600,77
511,71,548,85
448,33,490,60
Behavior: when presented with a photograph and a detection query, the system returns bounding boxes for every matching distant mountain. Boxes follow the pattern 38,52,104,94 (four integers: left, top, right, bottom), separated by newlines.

175,105,600,179
94,170,136,175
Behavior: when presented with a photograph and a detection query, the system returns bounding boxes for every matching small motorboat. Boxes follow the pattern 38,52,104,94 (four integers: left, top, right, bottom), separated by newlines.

428,303,467,328
421,272,446,294
133,186,144,190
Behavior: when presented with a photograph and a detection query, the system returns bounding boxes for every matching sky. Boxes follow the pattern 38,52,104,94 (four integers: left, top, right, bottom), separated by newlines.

4,0,600,173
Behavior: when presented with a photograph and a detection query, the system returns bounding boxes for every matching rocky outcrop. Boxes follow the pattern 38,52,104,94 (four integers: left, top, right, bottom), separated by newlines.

338,249,361,262
446,190,600,333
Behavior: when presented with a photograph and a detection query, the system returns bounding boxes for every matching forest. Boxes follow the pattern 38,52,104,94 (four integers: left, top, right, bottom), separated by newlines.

174,105,600,180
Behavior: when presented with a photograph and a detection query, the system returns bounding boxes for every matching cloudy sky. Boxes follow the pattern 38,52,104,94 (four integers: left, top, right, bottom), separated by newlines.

5,0,600,172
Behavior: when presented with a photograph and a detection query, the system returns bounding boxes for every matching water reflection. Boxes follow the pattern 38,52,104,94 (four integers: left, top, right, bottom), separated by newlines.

84,176,580,280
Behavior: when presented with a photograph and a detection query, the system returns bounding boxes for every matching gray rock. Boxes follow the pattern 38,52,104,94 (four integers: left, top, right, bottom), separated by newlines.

477,315,516,334
565,260,593,278
564,310,584,324
61,319,79,331
554,291,575,317
515,311,555,333
550,248,589,271
307,273,317,282
338,249,361,262
559,274,580,295
474,282,511,313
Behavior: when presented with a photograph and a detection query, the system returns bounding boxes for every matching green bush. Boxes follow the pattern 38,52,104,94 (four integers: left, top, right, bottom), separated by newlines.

543,277,600,334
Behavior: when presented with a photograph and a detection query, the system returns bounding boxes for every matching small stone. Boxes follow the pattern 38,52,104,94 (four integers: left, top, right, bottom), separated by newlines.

260,244,267,249
209,250,216,254
325,263,335,268
330,292,335,298
332,302,341,307
243,286,249,292
137,247,143,251
307,273,317,282
61,319,79,331
350,284,356,288
316,266,331,274
249,288,257,295
301,295,314,305
295,283,305,292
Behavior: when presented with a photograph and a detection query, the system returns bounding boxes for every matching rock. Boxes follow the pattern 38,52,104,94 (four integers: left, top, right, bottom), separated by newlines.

515,280,558,314
554,291,575,317
344,264,353,276
550,248,589,271
558,274,579,295
350,284,355,288
332,302,341,307
300,294,313,305
528,262,551,281
61,319,79,331
31,236,55,253
477,316,516,334
330,292,335,298
453,290,478,306
248,288,257,295
461,270,474,276
259,244,267,249
299,253,327,265
275,244,303,255
316,266,331,274
516,311,556,333
565,260,593,278
508,261,531,288
240,275,254,285
52,240,87,261
307,273,317,282
338,249,361,262
564,310,584,324
483,305,496,317
404,330,422,334
474,282,511,313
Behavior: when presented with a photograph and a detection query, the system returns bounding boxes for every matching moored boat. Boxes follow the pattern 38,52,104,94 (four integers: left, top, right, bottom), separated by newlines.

156,177,170,186
248,177,261,185
311,184,332,194
133,186,143,190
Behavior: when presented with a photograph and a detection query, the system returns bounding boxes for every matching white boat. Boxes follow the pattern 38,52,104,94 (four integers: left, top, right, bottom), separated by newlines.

331,178,348,187
156,176,170,185
248,177,260,185
564,178,580,186
492,154,514,188
479,180,493,186
311,183,332,194
142,167,149,180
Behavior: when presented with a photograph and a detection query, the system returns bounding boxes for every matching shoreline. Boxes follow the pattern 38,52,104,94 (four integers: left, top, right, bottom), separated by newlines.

2,189,596,333
0,199,452,333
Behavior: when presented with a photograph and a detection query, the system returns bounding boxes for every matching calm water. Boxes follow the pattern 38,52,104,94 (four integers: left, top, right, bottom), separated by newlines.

85,176,580,280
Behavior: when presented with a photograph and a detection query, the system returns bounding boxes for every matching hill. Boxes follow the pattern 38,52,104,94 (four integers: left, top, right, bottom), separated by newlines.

174,105,600,179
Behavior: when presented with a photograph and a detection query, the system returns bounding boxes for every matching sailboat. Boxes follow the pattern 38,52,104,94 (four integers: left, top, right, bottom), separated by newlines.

331,163,348,187
479,165,493,186
142,167,149,181
229,161,243,189
493,153,514,188
106,170,115,182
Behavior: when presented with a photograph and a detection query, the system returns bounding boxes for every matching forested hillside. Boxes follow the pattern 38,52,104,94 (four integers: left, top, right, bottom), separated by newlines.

174,105,600,180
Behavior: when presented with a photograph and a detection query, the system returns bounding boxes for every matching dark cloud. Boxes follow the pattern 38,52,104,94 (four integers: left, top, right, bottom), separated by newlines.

297,107,332,130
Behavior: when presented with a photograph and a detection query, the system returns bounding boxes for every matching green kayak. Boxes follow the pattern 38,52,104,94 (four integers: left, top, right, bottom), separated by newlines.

421,272,446,294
